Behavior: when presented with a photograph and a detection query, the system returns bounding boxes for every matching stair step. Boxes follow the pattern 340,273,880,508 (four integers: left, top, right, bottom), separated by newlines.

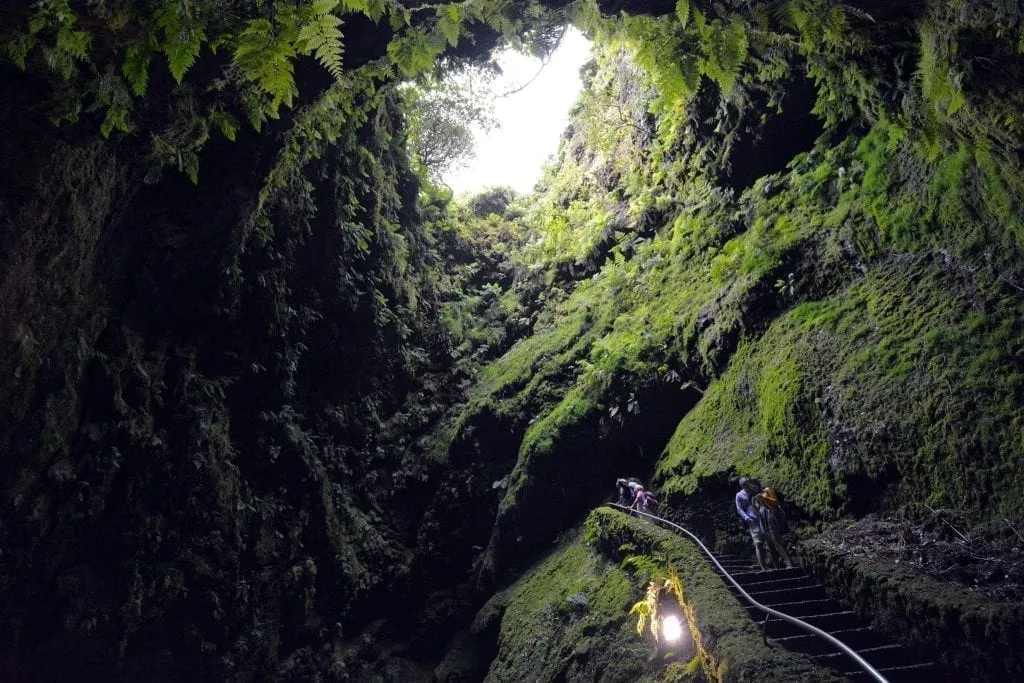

727,567,805,580
747,598,845,618
733,575,819,591
843,661,940,683
742,585,828,602
715,563,757,571
730,584,829,605
774,627,889,652
812,643,910,669
762,609,862,635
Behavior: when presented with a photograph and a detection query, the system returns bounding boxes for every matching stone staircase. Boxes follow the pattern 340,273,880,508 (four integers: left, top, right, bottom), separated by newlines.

711,556,942,682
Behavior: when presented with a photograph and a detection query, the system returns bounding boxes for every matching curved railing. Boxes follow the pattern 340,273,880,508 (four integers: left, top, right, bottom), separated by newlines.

607,503,888,683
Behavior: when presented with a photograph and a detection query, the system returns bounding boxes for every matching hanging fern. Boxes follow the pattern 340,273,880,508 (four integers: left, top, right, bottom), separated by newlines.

436,5,463,47
122,42,152,97
0,0,575,185
13,0,92,79
296,0,346,80
94,65,134,137
153,2,206,84
233,18,299,119
699,15,749,94
675,0,690,28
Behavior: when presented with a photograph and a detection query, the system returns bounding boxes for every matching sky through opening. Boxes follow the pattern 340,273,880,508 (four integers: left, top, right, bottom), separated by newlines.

444,27,593,196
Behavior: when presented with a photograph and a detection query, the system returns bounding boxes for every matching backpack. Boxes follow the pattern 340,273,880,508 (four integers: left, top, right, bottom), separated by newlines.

761,488,789,533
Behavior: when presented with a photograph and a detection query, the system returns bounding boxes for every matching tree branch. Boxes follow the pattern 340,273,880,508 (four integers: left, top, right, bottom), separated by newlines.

496,26,567,99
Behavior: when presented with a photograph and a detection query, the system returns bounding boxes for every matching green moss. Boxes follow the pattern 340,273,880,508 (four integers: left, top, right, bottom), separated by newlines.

485,511,842,681
485,533,650,682
659,255,1024,518
428,0,1024,604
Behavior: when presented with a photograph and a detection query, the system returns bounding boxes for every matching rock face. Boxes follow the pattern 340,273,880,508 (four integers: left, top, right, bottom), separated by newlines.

2,0,1024,680
0,27,452,680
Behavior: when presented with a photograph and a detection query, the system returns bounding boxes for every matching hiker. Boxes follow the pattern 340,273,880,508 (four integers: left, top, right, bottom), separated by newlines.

753,488,794,569
735,477,767,570
631,485,659,516
615,477,643,507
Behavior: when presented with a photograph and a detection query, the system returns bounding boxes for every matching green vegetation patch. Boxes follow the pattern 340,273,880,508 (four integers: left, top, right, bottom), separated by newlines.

658,254,1024,519
484,509,841,681
484,531,650,681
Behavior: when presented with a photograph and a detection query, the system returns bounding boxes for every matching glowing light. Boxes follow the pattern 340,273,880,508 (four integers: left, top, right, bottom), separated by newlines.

445,27,593,194
661,615,683,643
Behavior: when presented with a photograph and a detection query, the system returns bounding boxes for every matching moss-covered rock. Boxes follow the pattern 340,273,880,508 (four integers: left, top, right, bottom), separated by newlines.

474,508,843,682
435,1,1024,588
3,0,1024,679
800,536,1024,680
658,252,1024,521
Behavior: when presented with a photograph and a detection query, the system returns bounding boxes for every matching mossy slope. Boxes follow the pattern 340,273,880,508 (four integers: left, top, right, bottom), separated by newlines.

432,1,1024,585
472,508,842,682
800,537,1024,680
659,253,1024,520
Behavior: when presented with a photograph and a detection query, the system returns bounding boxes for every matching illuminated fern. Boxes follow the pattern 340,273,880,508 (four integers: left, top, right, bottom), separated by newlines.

153,2,206,84
234,18,299,118
629,581,661,638
296,1,345,80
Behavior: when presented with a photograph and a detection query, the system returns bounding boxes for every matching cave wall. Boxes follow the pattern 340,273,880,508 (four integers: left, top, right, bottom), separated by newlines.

437,0,1024,591
2,0,1024,679
0,42,458,683
429,2,1024,677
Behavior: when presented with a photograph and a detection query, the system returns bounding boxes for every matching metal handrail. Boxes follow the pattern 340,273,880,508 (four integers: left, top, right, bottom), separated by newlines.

607,503,888,683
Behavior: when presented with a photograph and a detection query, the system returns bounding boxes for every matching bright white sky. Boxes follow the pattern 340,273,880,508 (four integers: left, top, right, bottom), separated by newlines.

444,27,593,196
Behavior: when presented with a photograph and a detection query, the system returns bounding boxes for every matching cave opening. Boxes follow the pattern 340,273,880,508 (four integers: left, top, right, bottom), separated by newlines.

4,1,1024,681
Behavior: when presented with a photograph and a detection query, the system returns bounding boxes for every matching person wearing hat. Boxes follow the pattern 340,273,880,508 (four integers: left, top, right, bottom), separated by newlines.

736,477,766,570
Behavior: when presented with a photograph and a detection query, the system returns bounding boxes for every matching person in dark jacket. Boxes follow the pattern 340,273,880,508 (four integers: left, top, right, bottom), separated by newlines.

615,477,643,506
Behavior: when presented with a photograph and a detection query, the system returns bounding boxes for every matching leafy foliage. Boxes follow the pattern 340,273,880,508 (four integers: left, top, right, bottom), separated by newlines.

439,1,1024,595
233,18,300,125
403,62,499,180
153,2,207,84
628,570,683,640
297,0,346,79
0,0,565,182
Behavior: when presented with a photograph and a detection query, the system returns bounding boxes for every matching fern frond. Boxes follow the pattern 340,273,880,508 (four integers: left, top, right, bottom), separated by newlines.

234,18,298,114
153,2,206,83
840,4,875,24
55,26,90,61
208,109,239,141
122,42,151,96
675,0,690,28
296,8,345,80
5,35,36,69
339,0,371,13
